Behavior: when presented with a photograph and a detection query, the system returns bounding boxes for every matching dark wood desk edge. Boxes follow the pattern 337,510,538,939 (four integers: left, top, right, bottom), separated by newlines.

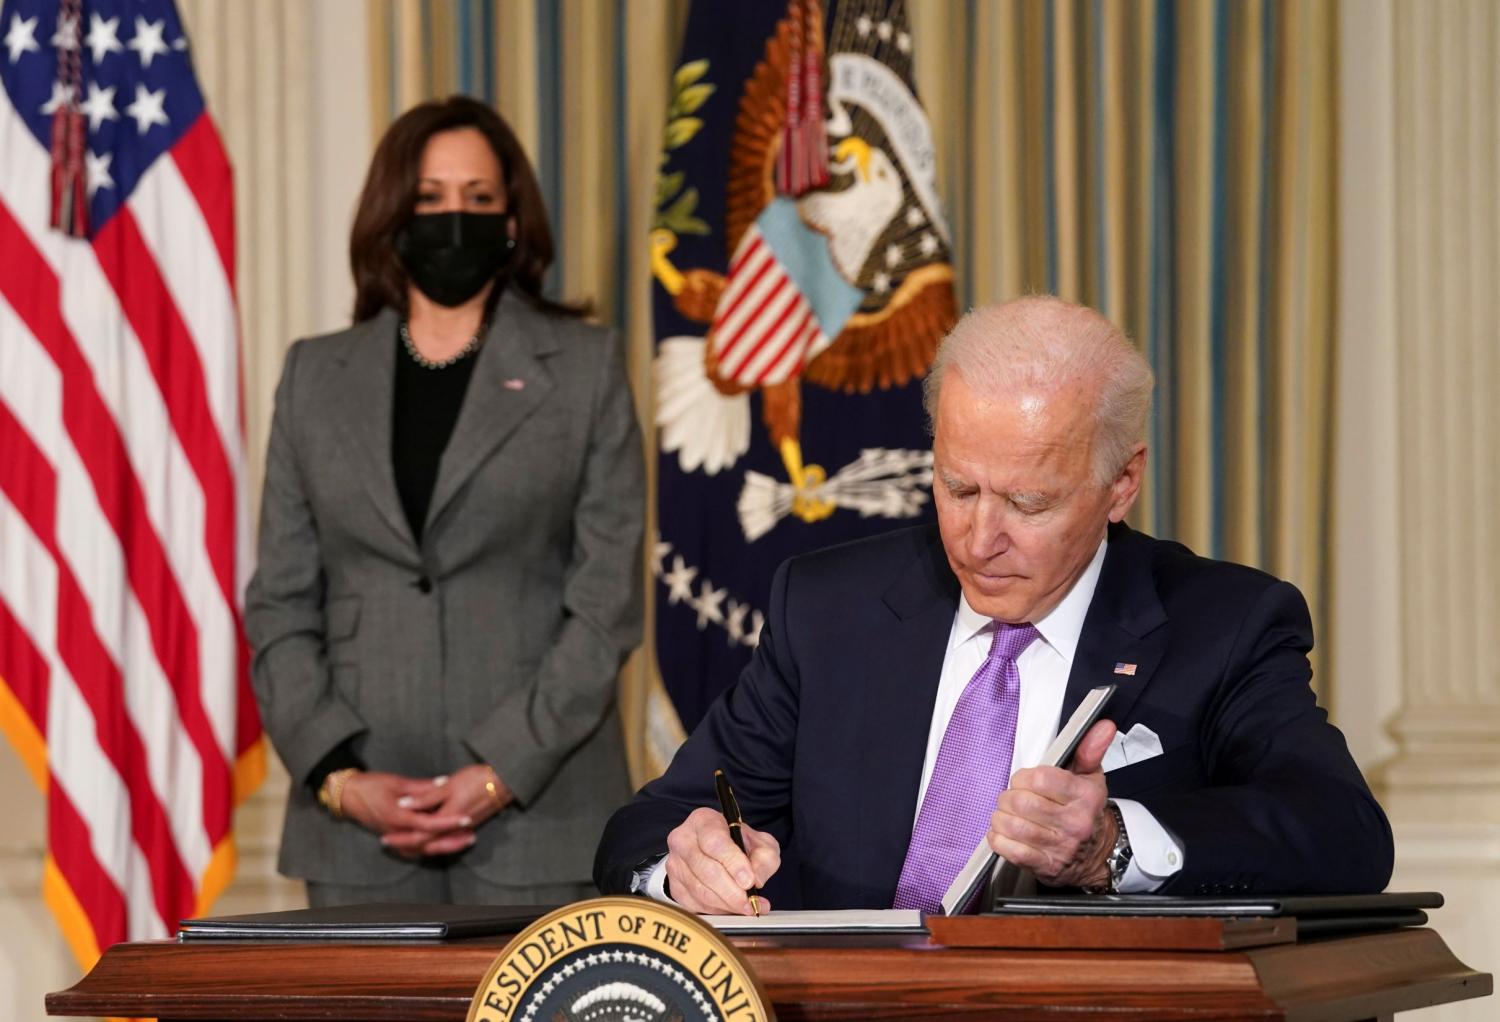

45,927,1492,1022
1245,929,1493,1021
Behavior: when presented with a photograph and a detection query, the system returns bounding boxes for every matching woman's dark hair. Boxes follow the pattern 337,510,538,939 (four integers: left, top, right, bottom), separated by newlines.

349,95,588,322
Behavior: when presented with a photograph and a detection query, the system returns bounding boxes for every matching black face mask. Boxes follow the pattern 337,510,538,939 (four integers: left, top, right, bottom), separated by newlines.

397,211,517,307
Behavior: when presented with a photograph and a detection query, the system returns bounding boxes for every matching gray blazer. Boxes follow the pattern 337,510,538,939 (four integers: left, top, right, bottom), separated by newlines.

245,291,644,888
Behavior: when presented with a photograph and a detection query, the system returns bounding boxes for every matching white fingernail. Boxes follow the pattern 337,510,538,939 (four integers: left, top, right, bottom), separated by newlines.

397,796,414,808
434,775,449,786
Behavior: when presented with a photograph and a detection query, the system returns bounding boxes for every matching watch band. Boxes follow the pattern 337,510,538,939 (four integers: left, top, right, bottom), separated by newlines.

1084,800,1133,893
1102,800,1133,891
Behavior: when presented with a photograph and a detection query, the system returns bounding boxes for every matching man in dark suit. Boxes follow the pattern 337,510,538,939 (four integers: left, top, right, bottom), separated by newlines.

596,296,1392,914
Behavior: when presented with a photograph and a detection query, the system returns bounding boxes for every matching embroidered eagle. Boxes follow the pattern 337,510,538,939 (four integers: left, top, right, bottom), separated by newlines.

652,0,956,524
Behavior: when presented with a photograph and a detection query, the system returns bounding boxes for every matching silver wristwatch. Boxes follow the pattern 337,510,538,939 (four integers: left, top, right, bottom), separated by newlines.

1087,800,1133,893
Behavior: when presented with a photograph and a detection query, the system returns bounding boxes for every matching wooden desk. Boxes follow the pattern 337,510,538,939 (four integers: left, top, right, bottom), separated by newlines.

47,925,1490,1021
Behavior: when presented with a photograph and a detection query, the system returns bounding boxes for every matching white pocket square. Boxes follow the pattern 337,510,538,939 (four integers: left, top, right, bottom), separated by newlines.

1101,723,1164,772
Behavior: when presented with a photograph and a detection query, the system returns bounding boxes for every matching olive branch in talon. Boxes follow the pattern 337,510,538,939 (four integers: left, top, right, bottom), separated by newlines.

653,58,715,238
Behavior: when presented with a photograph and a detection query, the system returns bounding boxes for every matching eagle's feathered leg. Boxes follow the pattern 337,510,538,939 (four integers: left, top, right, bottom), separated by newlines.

762,379,835,522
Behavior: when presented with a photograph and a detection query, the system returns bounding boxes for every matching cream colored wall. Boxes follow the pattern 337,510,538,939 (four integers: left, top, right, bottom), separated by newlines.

3,1,1496,1019
1332,0,1402,775
1333,1,1500,1018
0,739,72,1021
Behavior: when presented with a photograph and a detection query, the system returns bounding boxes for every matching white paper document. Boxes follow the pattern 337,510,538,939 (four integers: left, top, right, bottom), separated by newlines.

703,909,925,933
937,684,1117,916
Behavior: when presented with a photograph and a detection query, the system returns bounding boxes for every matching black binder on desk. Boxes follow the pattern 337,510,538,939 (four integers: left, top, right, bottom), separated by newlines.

178,902,550,941
987,891,1443,937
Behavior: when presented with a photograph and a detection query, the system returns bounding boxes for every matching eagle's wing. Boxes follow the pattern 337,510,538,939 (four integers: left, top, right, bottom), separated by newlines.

724,1,820,257
728,3,952,396
803,265,956,394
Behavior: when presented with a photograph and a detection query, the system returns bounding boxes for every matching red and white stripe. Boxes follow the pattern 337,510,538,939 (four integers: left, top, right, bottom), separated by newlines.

709,230,827,388
0,74,259,957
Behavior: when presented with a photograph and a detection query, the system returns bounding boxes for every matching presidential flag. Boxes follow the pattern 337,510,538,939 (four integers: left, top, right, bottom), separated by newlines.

650,0,956,750
0,0,261,964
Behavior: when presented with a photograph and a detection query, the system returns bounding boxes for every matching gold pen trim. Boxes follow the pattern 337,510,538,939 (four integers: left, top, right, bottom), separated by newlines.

714,769,762,917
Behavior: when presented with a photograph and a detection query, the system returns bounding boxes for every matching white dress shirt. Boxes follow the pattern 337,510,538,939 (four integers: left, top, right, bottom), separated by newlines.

641,535,1183,902
922,538,1182,892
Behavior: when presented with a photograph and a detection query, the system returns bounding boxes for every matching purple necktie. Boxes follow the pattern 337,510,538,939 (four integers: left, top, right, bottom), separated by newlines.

892,621,1039,913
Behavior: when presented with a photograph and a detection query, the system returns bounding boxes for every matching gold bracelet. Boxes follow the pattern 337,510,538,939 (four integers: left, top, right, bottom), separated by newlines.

318,767,358,820
483,766,503,807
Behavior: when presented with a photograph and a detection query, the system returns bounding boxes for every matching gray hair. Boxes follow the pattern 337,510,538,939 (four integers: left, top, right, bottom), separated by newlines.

923,296,1154,483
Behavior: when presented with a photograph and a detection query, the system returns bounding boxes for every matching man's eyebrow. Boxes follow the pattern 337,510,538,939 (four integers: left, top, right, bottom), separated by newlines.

1009,490,1054,507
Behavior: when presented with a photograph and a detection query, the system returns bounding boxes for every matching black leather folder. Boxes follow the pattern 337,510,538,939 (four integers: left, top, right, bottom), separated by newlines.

178,902,551,940
987,891,1442,936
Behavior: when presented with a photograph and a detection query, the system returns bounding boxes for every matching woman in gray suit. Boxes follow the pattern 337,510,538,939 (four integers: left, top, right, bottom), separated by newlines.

245,96,643,906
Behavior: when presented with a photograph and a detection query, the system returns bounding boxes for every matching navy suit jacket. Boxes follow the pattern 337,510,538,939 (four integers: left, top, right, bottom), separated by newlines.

594,523,1393,907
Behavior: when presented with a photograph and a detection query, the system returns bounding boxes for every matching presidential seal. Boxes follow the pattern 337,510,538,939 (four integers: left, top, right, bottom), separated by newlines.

467,897,774,1022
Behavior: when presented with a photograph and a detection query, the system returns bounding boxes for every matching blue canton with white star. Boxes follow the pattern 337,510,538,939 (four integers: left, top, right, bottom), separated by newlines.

1,0,204,236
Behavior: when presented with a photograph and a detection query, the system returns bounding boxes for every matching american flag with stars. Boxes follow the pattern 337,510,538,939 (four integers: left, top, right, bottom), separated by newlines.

0,0,262,966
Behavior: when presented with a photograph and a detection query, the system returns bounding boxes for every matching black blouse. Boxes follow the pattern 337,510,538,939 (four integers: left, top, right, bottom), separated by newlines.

391,327,479,544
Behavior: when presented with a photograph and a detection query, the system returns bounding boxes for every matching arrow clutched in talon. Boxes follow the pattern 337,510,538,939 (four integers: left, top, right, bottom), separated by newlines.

779,438,836,523
738,448,934,541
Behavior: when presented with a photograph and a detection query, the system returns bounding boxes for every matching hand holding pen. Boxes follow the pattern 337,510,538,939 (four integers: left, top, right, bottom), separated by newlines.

661,774,781,915
714,770,762,916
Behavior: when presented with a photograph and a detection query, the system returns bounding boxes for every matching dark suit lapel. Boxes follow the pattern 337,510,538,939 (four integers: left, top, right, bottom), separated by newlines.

1060,522,1169,730
425,291,558,535
330,308,414,550
856,528,960,899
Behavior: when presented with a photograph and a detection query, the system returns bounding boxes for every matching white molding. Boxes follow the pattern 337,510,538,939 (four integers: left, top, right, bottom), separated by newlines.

1370,3,1500,864
1332,0,1402,771
1395,823,1500,870
1391,0,1500,714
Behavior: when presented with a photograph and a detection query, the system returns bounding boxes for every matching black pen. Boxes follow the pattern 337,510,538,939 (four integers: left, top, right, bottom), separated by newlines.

713,769,762,916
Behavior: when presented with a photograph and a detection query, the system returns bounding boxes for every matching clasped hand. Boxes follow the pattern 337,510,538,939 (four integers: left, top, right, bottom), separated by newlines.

987,718,1119,889
663,806,780,915
340,763,513,859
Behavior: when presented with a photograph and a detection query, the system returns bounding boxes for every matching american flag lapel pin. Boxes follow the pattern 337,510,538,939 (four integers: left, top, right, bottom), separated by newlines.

503,378,525,391
1113,662,1137,676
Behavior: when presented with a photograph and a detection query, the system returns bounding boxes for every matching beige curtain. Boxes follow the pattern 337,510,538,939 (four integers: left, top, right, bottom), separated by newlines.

910,0,1338,657
366,0,1339,779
